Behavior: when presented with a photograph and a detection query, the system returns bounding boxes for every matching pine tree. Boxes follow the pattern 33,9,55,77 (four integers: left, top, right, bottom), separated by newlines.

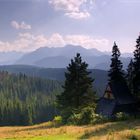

126,59,134,94
108,42,125,82
57,53,96,122
133,35,140,99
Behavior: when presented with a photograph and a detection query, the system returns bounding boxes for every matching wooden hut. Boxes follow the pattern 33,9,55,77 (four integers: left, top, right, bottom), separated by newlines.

96,81,137,117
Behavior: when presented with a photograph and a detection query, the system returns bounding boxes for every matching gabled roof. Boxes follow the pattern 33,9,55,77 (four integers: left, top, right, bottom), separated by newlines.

108,81,135,104
96,81,137,117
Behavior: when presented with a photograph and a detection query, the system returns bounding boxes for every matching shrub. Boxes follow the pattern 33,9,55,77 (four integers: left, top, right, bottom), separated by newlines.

68,113,81,125
53,116,62,126
115,112,130,121
68,106,96,125
90,113,109,124
79,106,94,125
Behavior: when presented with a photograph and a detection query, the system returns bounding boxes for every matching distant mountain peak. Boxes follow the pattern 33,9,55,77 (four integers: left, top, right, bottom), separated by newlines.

65,44,85,49
12,44,131,69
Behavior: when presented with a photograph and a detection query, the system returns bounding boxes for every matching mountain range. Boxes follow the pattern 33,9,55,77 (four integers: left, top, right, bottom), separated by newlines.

0,45,132,70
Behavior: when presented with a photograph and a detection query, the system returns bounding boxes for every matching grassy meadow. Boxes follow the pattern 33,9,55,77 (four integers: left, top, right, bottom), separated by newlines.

0,119,139,140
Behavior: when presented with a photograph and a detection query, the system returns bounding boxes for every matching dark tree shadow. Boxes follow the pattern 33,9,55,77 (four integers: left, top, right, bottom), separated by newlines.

79,120,140,139
12,122,62,133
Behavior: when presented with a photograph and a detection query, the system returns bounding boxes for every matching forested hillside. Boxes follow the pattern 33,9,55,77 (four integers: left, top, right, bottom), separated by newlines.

0,65,108,96
0,71,62,126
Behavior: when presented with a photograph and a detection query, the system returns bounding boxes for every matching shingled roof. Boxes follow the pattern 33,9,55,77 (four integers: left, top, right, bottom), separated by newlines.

96,98,116,117
108,81,135,104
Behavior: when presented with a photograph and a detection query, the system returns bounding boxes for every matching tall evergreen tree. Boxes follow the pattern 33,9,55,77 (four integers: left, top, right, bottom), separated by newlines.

57,53,96,122
133,35,140,99
108,42,125,82
126,59,134,94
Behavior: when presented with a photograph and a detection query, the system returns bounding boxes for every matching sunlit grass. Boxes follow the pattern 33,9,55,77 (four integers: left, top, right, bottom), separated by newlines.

0,119,139,140
0,135,75,140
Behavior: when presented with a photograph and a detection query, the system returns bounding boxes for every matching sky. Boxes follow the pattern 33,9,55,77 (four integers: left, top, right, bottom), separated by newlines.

0,0,140,53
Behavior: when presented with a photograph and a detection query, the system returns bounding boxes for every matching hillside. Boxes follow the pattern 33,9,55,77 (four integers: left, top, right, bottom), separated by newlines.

0,119,139,140
0,71,62,125
0,65,108,96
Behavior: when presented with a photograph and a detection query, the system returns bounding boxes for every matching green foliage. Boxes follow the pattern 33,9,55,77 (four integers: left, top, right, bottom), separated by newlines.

132,35,140,100
126,59,134,94
79,107,94,125
67,106,98,125
53,116,62,126
67,107,92,125
126,35,140,111
67,106,110,125
57,53,96,124
68,113,81,125
0,71,62,126
115,112,130,121
90,114,109,124
108,42,125,82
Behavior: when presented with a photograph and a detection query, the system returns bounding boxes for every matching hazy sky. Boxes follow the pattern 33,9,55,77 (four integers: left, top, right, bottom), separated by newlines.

0,0,140,52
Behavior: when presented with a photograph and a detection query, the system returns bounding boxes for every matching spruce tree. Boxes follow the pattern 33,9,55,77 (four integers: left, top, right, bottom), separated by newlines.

126,59,134,94
57,53,96,122
108,42,125,82
133,35,140,99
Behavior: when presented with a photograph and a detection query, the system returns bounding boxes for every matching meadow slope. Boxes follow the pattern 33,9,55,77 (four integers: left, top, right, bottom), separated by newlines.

0,119,140,140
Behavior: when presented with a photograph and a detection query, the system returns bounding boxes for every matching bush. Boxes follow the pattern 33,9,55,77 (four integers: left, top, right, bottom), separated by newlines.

79,106,94,125
67,106,112,125
53,116,62,126
115,112,130,121
90,113,109,124
68,106,96,125
68,113,81,125
60,104,113,125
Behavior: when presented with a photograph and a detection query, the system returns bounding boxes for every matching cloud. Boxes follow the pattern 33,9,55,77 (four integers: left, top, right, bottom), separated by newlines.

11,21,31,30
65,35,109,50
49,0,93,19
0,32,110,52
47,33,65,47
65,11,90,19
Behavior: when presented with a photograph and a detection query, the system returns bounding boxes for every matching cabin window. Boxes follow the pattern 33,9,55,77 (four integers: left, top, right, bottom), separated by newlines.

104,85,114,99
104,92,114,99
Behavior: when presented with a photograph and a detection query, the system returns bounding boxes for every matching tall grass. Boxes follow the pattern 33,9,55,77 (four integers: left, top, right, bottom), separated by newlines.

0,119,139,140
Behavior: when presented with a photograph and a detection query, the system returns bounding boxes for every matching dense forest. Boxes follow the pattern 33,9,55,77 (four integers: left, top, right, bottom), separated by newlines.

0,71,62,125
0,66,108,97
